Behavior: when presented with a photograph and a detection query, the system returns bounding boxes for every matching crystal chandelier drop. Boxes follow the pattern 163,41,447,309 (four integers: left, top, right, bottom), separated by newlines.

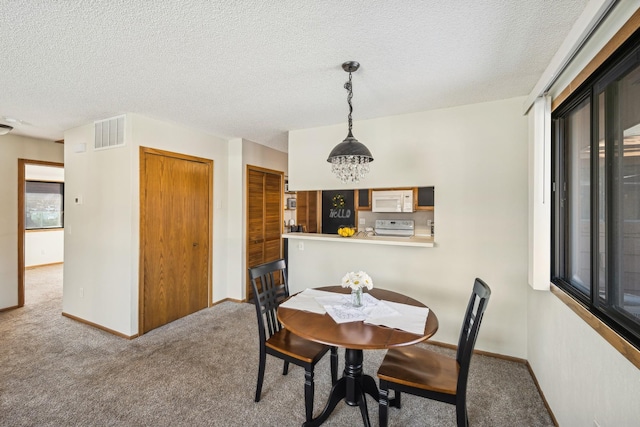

327,61,373,184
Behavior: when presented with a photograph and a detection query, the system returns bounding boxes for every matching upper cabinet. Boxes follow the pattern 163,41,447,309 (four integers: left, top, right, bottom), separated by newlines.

296,190,319,233
414,186,434,211
355,189,371,211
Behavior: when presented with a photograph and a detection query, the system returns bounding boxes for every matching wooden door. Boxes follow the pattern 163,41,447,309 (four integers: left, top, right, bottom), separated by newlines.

246,166,283,301
140,147,212,334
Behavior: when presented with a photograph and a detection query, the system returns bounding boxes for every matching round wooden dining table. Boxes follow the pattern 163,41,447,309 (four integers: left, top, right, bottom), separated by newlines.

277,286,439,427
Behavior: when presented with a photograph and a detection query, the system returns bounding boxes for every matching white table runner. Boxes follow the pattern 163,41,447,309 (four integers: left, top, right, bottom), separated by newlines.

278,288,339,314
279,288,429,335
364,300,429,335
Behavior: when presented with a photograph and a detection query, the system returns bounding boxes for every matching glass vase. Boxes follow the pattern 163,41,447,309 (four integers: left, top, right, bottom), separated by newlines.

351,287,363,307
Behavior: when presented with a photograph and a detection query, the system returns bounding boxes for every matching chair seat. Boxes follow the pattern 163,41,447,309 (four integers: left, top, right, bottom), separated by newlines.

266,329,330,364
377,345,459,395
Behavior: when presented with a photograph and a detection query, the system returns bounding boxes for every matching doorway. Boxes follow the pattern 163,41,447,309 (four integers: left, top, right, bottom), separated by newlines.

18,159,64,307
139,147,213,334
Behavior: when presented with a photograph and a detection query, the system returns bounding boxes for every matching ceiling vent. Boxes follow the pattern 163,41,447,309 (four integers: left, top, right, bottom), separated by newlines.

94,115,125,150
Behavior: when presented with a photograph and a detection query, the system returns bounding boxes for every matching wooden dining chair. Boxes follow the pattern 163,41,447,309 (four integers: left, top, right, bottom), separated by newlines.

377,278,491,427
248,259,338,422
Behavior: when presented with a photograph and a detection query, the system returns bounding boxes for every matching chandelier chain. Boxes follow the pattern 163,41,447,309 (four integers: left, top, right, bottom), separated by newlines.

344,72,353,133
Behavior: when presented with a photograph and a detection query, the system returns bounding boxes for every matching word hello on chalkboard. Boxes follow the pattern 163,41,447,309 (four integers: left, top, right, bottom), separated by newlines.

329,194,352,218
329,208,352,218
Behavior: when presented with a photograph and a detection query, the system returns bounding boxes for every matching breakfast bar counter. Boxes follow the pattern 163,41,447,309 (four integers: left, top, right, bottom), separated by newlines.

282,232,435,248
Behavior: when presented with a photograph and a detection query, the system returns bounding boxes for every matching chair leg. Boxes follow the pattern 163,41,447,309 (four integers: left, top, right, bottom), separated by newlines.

283,361,290,375
330,346,338,384
255,351,266,402
456,397,468,427
379,380,389,427
304,368,315,422
389,390,401,409
395,391,402,408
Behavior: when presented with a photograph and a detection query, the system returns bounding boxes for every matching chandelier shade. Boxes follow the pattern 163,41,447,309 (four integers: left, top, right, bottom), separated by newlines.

327,61,373,184
327,131,373,159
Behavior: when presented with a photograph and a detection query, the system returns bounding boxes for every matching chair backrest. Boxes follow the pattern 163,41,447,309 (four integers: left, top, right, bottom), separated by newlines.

455,278,491,396
248,259,289,343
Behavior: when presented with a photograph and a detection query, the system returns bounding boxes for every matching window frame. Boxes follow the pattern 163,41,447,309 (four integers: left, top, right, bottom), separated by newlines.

552,30,640,351
24,180,65,230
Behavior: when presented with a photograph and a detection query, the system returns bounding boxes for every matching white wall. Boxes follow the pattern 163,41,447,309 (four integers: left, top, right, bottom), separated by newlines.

528,288,640,425
0,134,63,309
526,2,640,425
288,97,529,358
63,114,231,336
227,139,244,301
63,120,135,334
26,164,64,181
25,230,64,267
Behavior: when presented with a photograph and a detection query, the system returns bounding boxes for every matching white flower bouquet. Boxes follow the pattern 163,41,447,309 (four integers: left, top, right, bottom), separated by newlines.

341,271,374,291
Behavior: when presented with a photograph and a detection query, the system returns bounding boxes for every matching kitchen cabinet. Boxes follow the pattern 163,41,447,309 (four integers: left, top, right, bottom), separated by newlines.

414,186,434,211
355,189,371,211
296,190,318,233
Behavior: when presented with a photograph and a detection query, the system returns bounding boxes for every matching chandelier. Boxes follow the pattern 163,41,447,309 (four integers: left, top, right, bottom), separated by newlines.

327,61,373,184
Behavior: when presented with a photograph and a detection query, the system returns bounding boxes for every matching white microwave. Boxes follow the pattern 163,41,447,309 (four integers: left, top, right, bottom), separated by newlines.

371,190,414,213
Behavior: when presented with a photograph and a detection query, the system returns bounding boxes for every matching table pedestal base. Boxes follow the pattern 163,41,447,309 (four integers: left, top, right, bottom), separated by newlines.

303,349,379,427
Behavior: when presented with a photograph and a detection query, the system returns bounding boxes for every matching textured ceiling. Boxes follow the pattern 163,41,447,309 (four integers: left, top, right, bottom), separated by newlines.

0,0,589,151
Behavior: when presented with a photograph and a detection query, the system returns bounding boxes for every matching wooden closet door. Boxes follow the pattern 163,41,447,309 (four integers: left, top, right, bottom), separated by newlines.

246,166,283,301
247,169,266,276
140,148,212,334
264,173,282,261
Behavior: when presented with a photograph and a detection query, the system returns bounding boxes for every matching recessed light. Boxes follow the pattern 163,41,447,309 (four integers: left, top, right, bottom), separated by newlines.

0,124,13,135
2,116,18,123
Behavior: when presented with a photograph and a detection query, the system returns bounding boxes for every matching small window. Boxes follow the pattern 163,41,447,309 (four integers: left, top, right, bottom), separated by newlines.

25,181,64,229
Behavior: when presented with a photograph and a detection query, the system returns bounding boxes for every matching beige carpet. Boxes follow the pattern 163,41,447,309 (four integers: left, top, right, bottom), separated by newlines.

0,264,554,426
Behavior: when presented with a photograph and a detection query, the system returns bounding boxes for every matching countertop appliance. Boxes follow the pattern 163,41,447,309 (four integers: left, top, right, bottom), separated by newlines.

372,190,414,213
374,219,415,237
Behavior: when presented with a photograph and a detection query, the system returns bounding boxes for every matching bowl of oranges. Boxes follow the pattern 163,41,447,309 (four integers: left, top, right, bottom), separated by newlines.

337,226,356,237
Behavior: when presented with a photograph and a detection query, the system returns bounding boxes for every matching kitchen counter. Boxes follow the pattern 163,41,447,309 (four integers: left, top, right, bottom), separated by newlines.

282,232,434,247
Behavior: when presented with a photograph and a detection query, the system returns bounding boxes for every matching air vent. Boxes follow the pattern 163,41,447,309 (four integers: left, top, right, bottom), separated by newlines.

94,115,125,150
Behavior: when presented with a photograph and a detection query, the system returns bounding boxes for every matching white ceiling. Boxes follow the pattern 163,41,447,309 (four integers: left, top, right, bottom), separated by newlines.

0,0,589,151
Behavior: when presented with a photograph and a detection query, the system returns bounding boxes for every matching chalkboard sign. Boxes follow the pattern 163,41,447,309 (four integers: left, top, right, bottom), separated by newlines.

322,190,355,234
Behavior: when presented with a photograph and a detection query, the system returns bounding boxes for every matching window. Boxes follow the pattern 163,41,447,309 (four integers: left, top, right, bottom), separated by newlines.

553,33,640,349
25,181,64,229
